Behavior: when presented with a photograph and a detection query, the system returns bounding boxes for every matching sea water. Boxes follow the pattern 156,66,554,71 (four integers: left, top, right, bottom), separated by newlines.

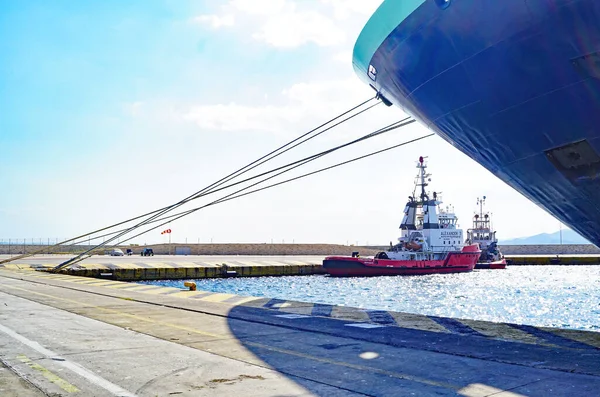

140,265,600,331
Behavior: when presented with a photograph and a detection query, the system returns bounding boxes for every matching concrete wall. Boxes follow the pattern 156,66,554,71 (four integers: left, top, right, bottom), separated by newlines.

122,243,381,256
1,243,599,256
499,244,600,255
0,243,380,256
0,244,95,255
355,244,600,255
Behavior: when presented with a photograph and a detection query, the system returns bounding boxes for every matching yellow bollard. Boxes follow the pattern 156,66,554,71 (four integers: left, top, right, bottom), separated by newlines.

183,281,196,291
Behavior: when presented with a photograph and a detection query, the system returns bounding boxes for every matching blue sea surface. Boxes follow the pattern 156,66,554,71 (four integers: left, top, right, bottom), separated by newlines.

140,266,600,331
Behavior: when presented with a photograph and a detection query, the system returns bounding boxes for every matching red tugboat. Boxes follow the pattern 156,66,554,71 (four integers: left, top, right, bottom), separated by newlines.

323,157,481,277
466,197,507,270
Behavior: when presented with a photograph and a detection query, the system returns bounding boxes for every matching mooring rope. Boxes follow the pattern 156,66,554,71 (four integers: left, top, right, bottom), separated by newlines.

54,119,430,270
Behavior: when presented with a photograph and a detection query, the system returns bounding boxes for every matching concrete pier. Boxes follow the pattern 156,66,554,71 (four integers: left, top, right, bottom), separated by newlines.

505,254,600,265
2,254,600,282
0,255,327,280
0,266,598,396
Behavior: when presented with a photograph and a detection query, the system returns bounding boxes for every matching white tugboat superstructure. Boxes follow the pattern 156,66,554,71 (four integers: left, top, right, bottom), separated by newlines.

322,157,481,277
466,196,507,269
386,157,464,260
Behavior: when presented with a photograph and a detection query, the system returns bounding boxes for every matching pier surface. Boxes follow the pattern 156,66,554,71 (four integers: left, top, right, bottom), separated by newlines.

0,254,326,280
2,253,600,282
0,267,598,396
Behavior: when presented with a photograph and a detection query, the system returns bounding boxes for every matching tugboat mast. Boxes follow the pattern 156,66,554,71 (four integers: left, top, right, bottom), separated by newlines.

417,156,430,203
477,196,486,219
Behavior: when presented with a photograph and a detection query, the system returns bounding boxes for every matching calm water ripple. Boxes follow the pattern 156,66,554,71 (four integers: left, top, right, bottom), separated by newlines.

141,266,600,331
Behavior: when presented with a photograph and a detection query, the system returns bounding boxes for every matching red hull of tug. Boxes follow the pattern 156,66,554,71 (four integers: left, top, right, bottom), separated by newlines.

323,244,481,277
474,259,507,270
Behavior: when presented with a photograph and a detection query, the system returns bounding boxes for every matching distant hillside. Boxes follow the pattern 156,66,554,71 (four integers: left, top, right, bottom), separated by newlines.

500,229,590,245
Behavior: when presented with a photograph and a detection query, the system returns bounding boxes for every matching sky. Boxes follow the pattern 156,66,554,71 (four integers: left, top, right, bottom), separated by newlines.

0,0,579,246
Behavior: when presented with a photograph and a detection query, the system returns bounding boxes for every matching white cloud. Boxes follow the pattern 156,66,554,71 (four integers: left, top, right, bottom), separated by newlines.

122,101,144,117
194,0,347,48
193,14,235,28
229,0,288,16
180,79,374,133
332,50,351,63
252,9,345,48
183,103,295,132
321,0,383,20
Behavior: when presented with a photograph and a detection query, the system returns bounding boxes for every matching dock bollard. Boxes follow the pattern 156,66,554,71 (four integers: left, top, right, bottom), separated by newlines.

183,281,196,291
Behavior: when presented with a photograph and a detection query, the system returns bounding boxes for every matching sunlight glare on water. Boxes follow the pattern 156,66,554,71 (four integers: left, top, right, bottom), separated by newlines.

141,266,600,331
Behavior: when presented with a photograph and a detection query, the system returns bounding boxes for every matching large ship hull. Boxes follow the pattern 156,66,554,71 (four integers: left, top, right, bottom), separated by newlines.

354,0,600,246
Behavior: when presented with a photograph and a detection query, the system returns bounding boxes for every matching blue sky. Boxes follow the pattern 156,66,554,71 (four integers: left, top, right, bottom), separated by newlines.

0,0,575,246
